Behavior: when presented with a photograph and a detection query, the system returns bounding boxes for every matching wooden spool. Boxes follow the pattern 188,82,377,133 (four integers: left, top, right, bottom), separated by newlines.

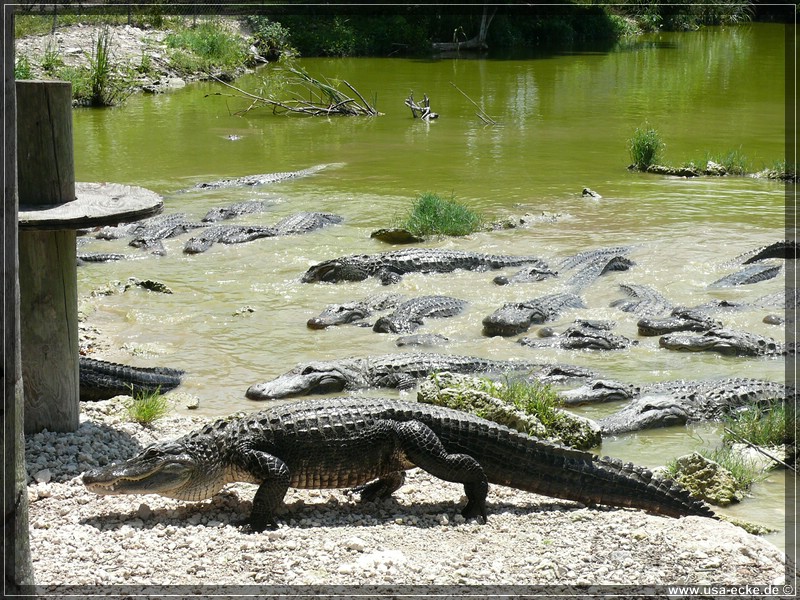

16,81,163,433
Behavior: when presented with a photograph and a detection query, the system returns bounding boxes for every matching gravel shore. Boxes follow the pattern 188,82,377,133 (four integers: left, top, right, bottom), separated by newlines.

25,397,789,593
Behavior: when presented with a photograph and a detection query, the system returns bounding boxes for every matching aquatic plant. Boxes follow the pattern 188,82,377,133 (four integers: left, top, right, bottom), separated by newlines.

723,402,789,448
85,26,131,106
628,124,664,170
397,193,484,237
124,388,171,425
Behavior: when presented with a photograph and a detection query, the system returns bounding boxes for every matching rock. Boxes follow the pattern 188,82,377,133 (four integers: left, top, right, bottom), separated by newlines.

644,164,701,177
704,160,727,176
34,469,52,484
369,228,425,244
670,452,743,506
417,372,601,448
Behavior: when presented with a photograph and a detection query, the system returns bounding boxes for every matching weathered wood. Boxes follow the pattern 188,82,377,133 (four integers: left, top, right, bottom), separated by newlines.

19,182,163,230
16,80,79,433
3,5,35,591
18,229,79,433
16,81,75,207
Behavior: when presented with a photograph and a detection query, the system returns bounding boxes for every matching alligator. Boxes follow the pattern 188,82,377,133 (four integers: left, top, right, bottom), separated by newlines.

245,353,597,400
637,307,723,336
493,245,632,286
658,328,794,357
202,200,272,223
182,164,330,192
272,211,344,236
76,252,132,265
708,263,782,288
558,379,638,405
482,293,586,337
372,295,467,334
301,249,551,285
731,240,799,264
564,255,635,292
184,213,343,254
82,396,715,531
184,224,278,254
597,378,792,434
94,213,207,255
79,356,184,401
519,320,635,351
307,294,404,329
609,283,673,316
395,333,450,347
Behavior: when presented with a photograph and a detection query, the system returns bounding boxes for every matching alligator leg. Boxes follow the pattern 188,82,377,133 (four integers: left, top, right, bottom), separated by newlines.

238,450,292,532
352,471,406,502
387,420,489,521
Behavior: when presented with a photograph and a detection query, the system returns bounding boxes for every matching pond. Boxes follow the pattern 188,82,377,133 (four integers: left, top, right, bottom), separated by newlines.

72,23,790,549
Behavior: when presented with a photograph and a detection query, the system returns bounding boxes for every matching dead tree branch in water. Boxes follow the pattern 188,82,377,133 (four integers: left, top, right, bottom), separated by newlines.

206,67,379,117
449,82,497,125
405,92,438,120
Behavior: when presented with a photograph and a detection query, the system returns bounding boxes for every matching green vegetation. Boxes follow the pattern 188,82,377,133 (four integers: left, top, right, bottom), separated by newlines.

666,445,764,492
14,55,32,79
684,148,751,175
124,388,171,425
165,20,250,75
723,402,790,448
396,193,484,238
628,124,664,171
478,376,563,431
85,26,132,106
245,16,296,61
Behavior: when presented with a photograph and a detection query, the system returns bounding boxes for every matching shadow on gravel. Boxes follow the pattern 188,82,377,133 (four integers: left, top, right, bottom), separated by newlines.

79,489,591,533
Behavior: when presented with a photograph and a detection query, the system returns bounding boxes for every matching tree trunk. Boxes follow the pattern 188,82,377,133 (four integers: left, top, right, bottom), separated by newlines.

3,4,35,593
432,5,497,52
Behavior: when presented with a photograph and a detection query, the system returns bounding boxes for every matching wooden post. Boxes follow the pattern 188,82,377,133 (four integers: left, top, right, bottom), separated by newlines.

3,5,35,591
17,81,80,433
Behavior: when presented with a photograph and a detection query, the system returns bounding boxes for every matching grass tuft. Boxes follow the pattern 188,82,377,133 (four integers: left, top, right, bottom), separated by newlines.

124,388,171,425
165,20,249,75
723,402,789,448
628,124,664,170
396,192,483,237
479,376,563,430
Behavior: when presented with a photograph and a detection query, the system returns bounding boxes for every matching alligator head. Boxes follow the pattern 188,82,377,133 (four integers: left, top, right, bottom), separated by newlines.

482,303,546,336
558,379,638,406
301,258,370,283
82,439,224,502
598,395,691,434
307,301,373,329
246,360,365,400
658,328,784,357
637,307,722,336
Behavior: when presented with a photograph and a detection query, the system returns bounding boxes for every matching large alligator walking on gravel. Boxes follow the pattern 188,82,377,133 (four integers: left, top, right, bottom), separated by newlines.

79,356,184,401
245,353,596,400
301,248,550,285
82,396,715,531
596,378,792,434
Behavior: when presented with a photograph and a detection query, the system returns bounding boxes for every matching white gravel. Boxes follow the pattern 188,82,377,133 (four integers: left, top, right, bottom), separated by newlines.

24,397,790,592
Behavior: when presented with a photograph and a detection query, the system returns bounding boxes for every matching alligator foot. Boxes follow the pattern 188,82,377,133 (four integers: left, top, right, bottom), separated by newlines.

238,514,279,533
460,480,489,523
352,472,406,502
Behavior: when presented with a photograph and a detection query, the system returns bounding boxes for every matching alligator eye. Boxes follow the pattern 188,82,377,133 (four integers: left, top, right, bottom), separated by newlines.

301,366,317,375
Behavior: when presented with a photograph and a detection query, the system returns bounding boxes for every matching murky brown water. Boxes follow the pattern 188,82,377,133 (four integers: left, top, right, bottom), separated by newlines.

71,24,791,549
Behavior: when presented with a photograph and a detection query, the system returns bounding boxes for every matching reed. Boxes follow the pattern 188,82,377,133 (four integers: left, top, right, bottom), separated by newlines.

398,193,483,237
628,124,664,170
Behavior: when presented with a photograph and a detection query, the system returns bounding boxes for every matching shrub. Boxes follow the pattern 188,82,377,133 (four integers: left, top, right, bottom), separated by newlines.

397,192,483,237
125,388,171,425
628,124,664,170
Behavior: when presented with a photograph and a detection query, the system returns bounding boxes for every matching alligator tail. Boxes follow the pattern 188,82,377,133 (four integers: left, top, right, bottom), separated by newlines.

79,357,184,401
437,420,716,519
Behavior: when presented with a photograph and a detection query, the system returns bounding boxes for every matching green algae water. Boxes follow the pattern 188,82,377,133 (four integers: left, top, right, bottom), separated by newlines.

71,23,791,549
